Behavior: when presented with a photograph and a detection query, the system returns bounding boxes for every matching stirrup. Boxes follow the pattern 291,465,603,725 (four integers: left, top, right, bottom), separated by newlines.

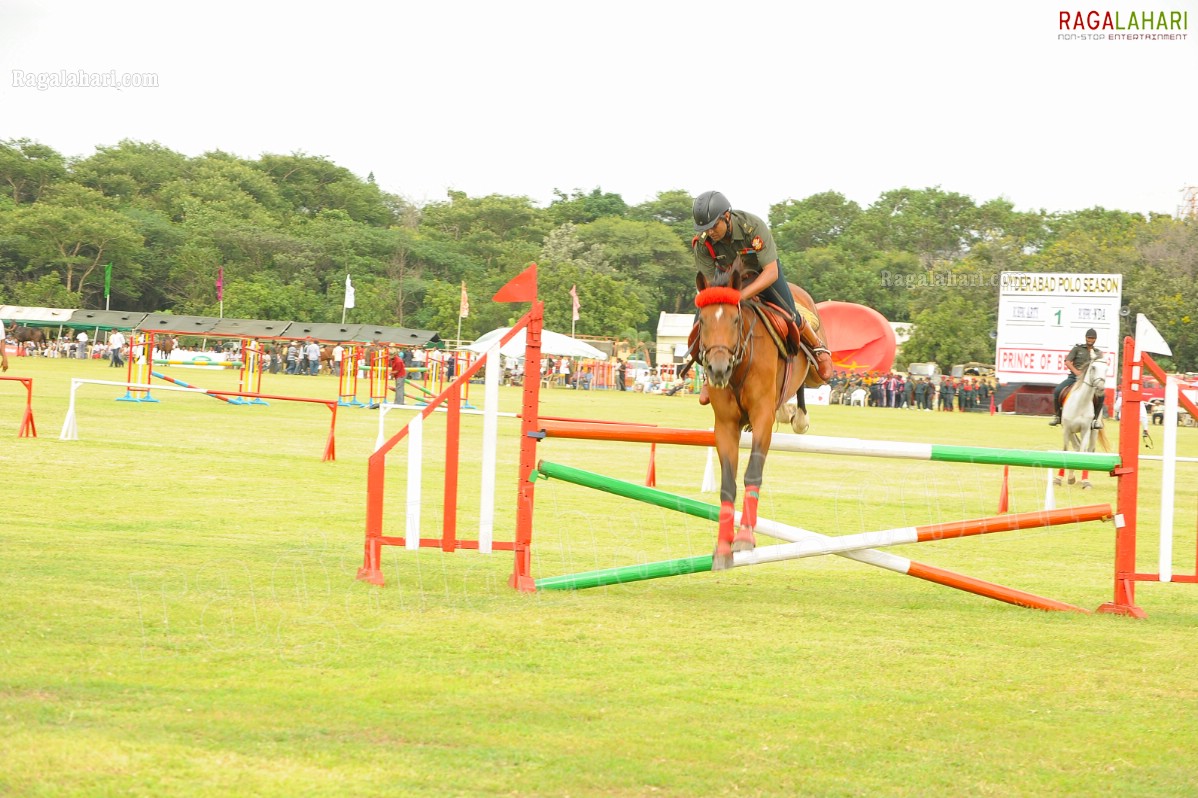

811,347,833,380
1092,417,1104,429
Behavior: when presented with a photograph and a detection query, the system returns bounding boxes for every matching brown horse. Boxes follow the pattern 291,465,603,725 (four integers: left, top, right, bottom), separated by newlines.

12,326,46,353
320,345,337,373
695,267,826,570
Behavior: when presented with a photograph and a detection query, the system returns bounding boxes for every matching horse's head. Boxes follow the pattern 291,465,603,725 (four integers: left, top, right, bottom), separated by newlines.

1085,359,1106,394
695,270,745,389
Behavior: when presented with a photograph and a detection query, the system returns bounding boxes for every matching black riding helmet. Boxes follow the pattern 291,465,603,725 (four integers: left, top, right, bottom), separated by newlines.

693,190,731,232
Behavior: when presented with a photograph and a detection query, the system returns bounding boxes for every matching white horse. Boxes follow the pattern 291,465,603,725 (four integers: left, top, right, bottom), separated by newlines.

1056,359,1110,489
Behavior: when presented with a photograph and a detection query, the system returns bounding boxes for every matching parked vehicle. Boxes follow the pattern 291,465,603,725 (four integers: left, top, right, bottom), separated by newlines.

624,358,652,388
907,362,942,385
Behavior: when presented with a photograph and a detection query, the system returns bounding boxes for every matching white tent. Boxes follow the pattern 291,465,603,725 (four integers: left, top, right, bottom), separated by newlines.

465,327,607,360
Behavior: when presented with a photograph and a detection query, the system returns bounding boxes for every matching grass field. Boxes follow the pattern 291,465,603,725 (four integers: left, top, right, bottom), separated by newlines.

3,356,1198,797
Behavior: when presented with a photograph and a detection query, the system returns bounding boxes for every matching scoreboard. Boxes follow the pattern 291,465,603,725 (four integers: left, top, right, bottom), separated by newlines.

995,272,1122,386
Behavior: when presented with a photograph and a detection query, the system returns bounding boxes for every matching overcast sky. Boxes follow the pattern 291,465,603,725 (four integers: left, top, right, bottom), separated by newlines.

3,0,1196,219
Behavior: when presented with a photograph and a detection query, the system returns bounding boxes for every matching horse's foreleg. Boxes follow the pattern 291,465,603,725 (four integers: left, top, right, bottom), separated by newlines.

734,409,775,554
712,419,741,571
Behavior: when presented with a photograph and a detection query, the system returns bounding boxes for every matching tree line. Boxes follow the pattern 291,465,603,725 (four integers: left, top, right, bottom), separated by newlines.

1,138,1194,369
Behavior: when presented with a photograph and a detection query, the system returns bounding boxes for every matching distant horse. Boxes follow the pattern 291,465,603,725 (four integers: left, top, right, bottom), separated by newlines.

1056,359,1110,489
12,326,46,353
695,266,827,570
320,345,337,374
156,335,175,362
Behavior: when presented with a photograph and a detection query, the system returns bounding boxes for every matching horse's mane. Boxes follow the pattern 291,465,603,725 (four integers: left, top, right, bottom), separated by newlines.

709,254,747,289
710,269,734,289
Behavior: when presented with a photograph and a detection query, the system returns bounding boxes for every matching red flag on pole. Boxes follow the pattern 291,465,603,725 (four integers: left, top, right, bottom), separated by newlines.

216,267,224,301
459,281,470,318
569,285,580,322
493,263,538,303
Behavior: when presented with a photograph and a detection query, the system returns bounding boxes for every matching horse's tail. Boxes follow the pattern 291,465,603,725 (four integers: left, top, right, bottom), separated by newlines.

1097,427,1110,452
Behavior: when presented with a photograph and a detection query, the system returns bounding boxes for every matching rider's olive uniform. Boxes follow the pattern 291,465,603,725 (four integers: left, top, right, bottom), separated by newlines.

1053,343,1103,416
691,210,798,319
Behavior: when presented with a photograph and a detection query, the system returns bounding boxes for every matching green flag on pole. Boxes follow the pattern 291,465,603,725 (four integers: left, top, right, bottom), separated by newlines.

104,263,112,298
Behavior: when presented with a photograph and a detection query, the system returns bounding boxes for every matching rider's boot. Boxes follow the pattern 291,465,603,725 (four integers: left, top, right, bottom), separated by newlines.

1048,403,1061,426
797,319,833,382
1092,408,1104,429
698,381,710,406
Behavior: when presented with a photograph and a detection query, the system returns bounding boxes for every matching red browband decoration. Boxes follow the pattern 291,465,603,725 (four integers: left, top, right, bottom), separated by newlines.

695,287,742,308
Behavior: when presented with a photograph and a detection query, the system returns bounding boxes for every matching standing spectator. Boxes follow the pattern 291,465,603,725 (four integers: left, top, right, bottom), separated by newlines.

108,330,126,368
332,344,344,377
0,318,9,372
962,379,976,411
389,348,407,404
913,378,927,411
559,357,571,387
75,329,89,359
616,359,627,391
444,353,456,382
285,342,298,374
306,340,321,376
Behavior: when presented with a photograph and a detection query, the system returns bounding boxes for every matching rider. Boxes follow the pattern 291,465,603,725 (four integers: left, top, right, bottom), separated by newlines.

1049,328,1105,429
691,190,832,404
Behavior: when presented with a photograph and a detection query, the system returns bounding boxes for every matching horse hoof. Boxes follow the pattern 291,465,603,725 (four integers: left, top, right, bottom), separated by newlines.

731,532,756,553
792,416,810,434
1068,476,1077,485
1081,482,1092,490
1053,478,1062,487
711,551,734,571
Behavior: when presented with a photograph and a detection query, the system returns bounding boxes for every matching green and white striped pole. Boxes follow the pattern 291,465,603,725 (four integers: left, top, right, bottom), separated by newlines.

538,422,1121,472
531,461,1105,613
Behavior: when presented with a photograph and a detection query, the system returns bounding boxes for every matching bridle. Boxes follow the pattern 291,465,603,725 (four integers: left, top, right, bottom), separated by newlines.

1081,361,1105,392
695,288,755,378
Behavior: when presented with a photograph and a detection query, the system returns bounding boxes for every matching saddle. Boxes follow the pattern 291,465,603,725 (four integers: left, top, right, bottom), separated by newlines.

681,300,819,378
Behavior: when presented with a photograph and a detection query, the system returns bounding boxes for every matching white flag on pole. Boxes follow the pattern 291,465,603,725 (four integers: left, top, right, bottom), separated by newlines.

1134,313,1171,359
344,274,356,309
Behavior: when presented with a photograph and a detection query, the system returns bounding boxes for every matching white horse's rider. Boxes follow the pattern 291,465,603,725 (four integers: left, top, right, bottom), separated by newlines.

1049,328,1105,430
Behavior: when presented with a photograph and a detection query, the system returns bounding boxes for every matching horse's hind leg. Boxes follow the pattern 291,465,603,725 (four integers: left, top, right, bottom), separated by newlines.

791,381,809,434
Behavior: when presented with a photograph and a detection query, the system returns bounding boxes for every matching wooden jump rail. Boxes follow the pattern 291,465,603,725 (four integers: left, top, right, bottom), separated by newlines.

531,460,1110,612
0,376,37,437
60,378,340,461
537,421,1121,472
1099,339,1198,618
